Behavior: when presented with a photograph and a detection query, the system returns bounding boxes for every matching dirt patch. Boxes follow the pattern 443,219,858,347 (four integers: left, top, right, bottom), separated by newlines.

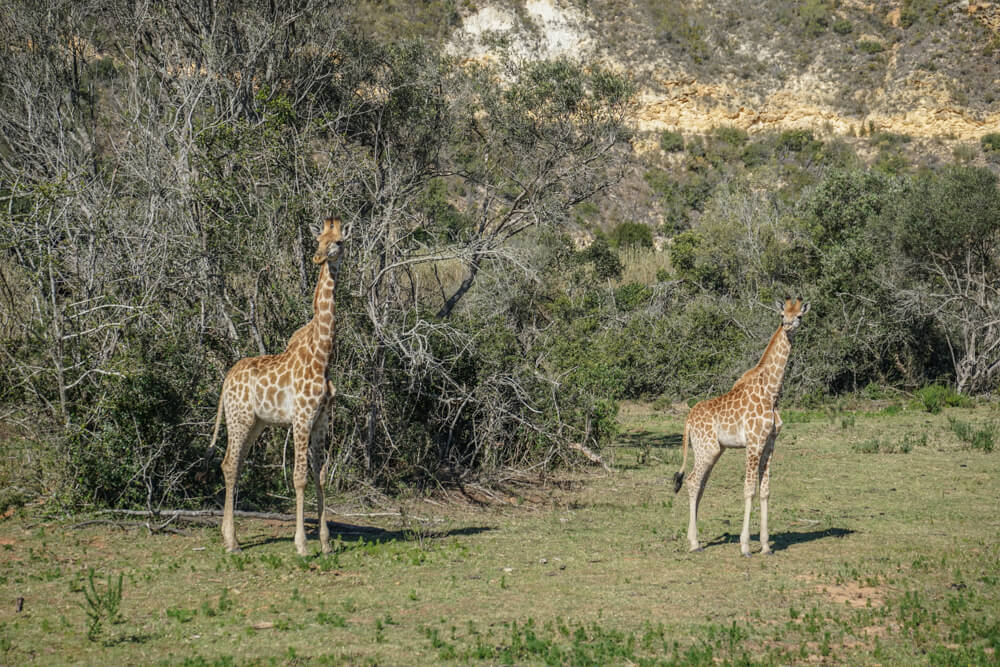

797,574,887,608
821,581,886,608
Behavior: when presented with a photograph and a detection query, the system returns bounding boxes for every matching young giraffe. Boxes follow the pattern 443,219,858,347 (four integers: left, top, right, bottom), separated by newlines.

673,297,810,556
208,217,344,556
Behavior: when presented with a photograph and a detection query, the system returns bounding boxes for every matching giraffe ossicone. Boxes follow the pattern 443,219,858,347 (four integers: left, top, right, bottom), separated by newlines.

207,217,344,556
673,297,810,556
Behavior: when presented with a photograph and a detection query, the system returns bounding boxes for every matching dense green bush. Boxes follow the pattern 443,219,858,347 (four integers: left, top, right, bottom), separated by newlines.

776,129,821,154
914,385,968,414
797,0,833,37
740,141,772,167
832,19,853,35
982,133,1000,153
857,39,885,54
660,130,685,153
609,221,654,249
578,238,625,281
711,126,748,148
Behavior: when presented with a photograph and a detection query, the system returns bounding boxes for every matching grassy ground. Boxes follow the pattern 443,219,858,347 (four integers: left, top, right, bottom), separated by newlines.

1,402,998,665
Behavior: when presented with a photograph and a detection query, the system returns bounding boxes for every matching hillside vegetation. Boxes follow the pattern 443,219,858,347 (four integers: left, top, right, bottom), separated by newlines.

0,0,998,514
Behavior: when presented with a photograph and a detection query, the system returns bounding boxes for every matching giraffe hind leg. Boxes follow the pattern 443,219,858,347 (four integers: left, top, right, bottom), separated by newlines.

686,433,722,552
309,414,332,554
740,439,770,557
758,431,777,555
221,416,264,553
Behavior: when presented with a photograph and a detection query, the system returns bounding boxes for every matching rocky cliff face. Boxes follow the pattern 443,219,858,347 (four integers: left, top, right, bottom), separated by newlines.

449,0,1000,144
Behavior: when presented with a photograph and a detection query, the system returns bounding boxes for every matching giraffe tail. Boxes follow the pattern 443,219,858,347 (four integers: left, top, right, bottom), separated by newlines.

673,420,689,494
204,389,225,463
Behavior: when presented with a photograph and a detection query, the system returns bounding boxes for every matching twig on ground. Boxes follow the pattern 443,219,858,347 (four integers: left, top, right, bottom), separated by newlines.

71,518,190,535
567,441,612,473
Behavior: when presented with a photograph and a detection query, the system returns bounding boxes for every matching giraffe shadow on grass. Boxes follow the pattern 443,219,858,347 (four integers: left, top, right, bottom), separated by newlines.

237,521,493,552
613,431,683,470
617,431,683,449
703,527,855,552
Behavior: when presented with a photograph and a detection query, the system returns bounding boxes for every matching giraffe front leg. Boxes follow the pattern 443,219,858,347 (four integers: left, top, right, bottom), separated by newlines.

740,449,761,557
292,421,311,557
310,419,331,554
759,427,778,555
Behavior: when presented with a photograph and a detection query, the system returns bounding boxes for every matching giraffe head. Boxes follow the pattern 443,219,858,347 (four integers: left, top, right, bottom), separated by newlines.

775,296,810,334
312,217,345,265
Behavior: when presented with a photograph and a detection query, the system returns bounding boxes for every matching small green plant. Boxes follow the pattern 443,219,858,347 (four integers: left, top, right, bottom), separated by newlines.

166,606,196,623
201,589,233,617
914,384,967,414
853,438,882,454
227,553,252,572
949,417,996,452
952,144,978,163
900,433,927,451
857,39,885,54
373,614,395,643
855,432,925,454
80,569,124,642
981,132,1000,153
861,382,889,400
317,611,348,627
660,130,684,153
259,553,284,569
832,18,853,34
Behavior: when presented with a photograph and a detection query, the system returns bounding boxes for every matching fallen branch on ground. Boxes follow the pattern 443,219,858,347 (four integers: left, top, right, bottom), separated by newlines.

568,441,612,472
71,518,190,536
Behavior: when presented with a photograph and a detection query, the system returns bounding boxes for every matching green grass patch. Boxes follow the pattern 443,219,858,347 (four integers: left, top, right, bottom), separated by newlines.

913,384,971,413
949,417,997,452
1,407,998,663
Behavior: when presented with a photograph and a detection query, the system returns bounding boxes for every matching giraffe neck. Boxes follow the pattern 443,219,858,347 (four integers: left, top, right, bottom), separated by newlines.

309,258,339,358
752,326,792,404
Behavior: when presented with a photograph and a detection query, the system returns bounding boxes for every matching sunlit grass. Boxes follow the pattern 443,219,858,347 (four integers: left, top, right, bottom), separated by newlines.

1,404,998,663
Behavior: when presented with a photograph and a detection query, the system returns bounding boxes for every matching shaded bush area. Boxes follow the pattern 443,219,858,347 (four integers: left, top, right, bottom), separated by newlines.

0,0,632,509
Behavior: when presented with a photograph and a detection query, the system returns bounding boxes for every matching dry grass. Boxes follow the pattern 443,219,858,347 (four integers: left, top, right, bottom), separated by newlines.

1,402,998,664
617,246,672,286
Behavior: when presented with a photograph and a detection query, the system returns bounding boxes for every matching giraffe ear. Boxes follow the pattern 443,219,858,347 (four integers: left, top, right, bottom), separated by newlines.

774,299,784,312
800,301,810,314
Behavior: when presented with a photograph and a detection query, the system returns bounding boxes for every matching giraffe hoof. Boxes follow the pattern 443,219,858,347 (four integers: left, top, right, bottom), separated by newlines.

226,546,242,554
762,550,774,556
741,551,752,558
689,546,704,553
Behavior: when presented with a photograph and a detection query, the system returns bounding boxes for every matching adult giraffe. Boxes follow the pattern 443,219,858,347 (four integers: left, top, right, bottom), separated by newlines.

673,297,809,556
208,217,344,556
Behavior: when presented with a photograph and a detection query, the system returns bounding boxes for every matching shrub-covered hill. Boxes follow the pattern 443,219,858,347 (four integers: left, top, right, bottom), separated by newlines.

442,0,1000,141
